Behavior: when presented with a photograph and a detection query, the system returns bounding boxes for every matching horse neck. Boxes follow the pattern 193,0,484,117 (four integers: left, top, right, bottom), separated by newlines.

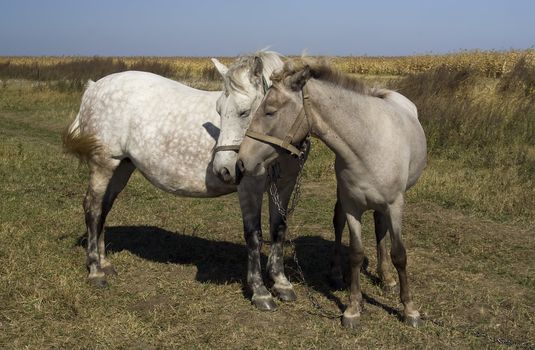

305,79,368,156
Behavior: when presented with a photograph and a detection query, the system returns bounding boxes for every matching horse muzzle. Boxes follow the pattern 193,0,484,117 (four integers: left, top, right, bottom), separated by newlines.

216,166,235,184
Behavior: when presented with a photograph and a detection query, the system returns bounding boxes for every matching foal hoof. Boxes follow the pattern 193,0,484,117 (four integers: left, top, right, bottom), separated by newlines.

341,314,360,329
274,287,297,302
101,265,117,276
404,315,423,328
88,276,108,288
252,295,278,311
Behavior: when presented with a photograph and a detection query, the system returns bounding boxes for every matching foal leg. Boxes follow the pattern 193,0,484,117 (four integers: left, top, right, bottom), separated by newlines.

267,177,297,302
385,196,422,327
238,176,277,311
98,159,135,276
341,210,365,329
329,190,345,290
373,211,397,291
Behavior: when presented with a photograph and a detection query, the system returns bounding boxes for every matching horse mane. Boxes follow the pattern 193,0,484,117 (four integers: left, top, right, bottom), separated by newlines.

272,57,389,98
225,50,284,92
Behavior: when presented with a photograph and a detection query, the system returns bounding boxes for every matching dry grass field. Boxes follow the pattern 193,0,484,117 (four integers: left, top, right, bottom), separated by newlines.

0,51,534,349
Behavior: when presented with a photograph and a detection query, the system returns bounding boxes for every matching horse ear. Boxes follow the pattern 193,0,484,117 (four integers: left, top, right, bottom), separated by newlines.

211,58,228,77
289,66,311,91
252,56,263,78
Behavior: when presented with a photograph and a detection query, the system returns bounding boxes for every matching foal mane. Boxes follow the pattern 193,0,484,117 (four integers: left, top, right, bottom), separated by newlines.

272,57,389,98
225,50,284,93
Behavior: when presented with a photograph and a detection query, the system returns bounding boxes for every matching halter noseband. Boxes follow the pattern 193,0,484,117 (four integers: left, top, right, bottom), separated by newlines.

244,85,311,158
213,75,270,154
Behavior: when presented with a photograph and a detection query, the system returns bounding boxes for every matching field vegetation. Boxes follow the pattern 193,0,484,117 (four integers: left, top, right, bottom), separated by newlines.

1,49,533,86
0,50,534,349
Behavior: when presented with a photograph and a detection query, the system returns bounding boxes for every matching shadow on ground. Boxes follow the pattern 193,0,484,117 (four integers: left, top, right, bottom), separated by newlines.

77,225,399,316
291,235,401,319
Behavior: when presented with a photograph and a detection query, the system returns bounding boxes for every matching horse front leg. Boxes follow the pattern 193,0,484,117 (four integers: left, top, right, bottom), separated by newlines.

238,175,277,311
267,176,298,302
341,208,365,329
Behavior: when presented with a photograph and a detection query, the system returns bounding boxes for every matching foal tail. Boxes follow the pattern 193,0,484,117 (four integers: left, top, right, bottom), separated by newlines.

61,80,103,164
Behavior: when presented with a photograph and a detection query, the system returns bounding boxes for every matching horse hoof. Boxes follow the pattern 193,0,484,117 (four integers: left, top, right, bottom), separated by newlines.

404,315,423,328
274,287,297,302
252,295,278,311
88,276,108,288
329,276,345,290
341,314,360,329
102,265,117,276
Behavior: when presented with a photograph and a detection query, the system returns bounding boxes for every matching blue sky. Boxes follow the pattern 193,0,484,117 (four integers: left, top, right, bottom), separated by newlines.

0,0,534,56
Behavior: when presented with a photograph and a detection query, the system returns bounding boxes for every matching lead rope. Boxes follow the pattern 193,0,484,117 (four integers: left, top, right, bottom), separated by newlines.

268,139,343,320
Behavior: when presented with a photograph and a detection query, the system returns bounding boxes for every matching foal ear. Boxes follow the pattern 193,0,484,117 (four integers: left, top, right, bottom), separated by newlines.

211,58,229,77
289,66,311,91
252,56,263,78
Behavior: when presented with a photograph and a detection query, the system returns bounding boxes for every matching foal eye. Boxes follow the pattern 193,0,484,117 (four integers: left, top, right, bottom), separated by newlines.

265,109,277,117
239,110,251,118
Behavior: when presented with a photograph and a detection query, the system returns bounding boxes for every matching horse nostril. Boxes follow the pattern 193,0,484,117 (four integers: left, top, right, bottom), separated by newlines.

220,167,232,182
237,159,245,174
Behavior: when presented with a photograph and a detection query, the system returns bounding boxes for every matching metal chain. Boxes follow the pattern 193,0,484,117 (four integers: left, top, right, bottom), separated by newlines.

268,140,343,319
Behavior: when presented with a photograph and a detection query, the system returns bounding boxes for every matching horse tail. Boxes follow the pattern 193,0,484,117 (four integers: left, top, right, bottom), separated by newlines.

61,118,102,164
61,80,103,164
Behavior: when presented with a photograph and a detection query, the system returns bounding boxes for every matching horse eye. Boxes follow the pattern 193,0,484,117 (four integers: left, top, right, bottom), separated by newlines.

265,109,276,117
239,110,250,118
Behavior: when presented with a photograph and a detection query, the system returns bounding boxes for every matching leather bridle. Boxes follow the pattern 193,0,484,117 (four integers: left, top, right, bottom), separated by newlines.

244,85,311,158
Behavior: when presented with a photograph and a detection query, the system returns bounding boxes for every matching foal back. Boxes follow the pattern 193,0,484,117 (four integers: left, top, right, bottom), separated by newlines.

380,91,427,190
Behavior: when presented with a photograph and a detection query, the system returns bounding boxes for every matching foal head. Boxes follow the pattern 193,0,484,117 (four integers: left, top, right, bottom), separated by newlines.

237,59,314,177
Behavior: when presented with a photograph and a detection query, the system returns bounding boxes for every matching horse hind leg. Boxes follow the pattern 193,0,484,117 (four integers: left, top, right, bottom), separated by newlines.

385,196,422,327
98,159,135,276
373,211,397,291
84,158,135,287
